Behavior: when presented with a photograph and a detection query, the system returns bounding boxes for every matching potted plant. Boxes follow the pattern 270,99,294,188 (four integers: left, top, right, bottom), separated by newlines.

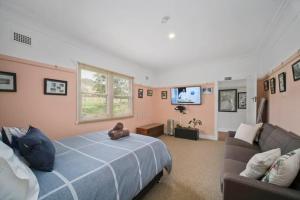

188,118,202,130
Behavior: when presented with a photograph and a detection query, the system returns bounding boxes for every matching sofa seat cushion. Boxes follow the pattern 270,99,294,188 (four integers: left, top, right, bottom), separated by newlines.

225,145,260,163
226,137,260,151
223,158,247,175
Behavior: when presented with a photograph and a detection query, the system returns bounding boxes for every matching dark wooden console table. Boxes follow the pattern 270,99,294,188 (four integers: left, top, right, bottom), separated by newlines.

174,127,199,140
136,123,164,137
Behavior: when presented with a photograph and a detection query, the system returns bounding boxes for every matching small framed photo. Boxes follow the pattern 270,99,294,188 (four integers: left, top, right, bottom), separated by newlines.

147,89,153,96
292,59,300,81
218,89,237,112
264,80,269,91
202,87,213,95
238,92,247,109
138,89,143,98
0,71,17,92
44,78,67,95
278,72,286,92
270,78,276,94
161,91,167,99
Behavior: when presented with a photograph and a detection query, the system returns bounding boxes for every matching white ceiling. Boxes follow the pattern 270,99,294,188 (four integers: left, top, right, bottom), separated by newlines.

0,0,292,69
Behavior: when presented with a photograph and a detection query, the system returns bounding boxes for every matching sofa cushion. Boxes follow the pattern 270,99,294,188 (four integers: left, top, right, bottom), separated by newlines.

223,159,247,175
225,145,260,163
258,123,276,148
226,137,260,151
262,149,300,187
284,132,300,154
260,127,298,154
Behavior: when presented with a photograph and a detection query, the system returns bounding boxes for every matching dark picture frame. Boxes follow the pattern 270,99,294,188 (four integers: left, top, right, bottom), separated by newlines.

218,89,237,112
147,89,153,96
238,92,247,109
292,59,300,81
278,72,286,93
161,91,167,99
0,71,17,92
270,78,276,94
138,89,143,98
264,80,269,91
44,78,67,95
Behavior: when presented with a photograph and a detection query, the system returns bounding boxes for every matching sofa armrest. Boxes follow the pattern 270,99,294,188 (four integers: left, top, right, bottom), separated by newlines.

227,131,236,137
223,173,300,200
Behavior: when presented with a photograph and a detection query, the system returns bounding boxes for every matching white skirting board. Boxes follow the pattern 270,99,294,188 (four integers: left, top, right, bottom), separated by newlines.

199,133,218,141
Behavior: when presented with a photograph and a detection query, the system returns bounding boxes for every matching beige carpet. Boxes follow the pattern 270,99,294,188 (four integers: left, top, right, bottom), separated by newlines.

142,136,225,200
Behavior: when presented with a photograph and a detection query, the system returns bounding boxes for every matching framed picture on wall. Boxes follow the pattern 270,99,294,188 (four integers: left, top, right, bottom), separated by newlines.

278,72,286,92
0,71,17,92
147,89,153,96
218,89,237,112
264,80,269,91
238,92,247,109
161,91,167,99
138,89,143,98
202,87,213,94
292,59,300,81
44,78,67,95
270,78,276,94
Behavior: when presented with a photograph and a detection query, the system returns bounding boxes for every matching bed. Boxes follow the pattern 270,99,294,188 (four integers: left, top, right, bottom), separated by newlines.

33,131,172,200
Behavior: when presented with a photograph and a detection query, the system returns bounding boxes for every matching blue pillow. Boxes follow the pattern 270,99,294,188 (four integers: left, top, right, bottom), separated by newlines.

18,126,55,172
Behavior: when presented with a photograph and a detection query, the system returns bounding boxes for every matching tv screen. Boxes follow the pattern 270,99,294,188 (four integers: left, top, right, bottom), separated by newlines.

171,87,201,105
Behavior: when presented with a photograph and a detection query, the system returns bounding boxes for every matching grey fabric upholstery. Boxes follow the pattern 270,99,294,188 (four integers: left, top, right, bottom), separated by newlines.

227,131,236,138
225,137,260,151
224,144,260,163
223,173,300,200
258,123,276,148
222,123,300,200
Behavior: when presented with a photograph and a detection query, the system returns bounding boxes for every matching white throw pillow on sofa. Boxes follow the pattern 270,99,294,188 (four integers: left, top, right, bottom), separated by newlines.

0,141,39,200
262,148,300,187
234,123,263,144
240,148,281,179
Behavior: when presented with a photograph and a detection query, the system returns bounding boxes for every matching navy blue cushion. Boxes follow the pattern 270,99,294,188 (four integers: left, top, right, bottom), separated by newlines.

18,126,55,171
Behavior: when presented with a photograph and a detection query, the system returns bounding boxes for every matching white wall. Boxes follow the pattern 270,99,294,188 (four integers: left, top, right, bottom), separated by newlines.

0,8,154,86
154,55,257,87
258,1,300,77
217,80,247,132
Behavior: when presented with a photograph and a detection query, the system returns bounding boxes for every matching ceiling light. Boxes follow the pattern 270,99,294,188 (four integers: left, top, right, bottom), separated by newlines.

168,32,176,40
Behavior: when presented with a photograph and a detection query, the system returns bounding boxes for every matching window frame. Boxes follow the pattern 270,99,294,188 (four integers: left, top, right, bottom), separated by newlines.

77,63,134,123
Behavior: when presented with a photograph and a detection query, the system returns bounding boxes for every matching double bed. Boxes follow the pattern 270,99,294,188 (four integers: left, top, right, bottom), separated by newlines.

33,131,172,200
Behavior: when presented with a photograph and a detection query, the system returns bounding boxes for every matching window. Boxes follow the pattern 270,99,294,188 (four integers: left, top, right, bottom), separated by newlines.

78,63,133,122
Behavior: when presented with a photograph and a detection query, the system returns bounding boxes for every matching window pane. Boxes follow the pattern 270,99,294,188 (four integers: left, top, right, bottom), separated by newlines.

81,94,108,120
113,97,131,116
81,69,107,94
113,76,130,96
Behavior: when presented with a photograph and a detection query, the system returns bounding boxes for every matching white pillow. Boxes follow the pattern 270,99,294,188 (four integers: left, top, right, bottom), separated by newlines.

234,123,263,144
0,141,39,200
240,148,281,179
262,148,300,187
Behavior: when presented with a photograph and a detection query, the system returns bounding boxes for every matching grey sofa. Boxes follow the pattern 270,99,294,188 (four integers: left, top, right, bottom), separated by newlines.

221,123,300,200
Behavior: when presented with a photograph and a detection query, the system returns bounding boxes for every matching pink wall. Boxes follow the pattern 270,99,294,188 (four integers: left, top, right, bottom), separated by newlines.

153,84,215,136
0,54,215,139
0,55,155,139
261,52,300,135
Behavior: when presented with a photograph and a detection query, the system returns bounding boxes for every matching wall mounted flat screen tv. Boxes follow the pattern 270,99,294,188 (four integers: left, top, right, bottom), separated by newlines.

171,86,201,105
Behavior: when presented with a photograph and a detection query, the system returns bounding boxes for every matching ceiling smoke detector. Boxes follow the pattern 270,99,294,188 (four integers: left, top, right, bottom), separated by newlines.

161,16,170,24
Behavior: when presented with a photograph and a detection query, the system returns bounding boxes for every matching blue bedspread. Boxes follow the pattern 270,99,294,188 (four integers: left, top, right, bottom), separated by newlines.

33,131,172,200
